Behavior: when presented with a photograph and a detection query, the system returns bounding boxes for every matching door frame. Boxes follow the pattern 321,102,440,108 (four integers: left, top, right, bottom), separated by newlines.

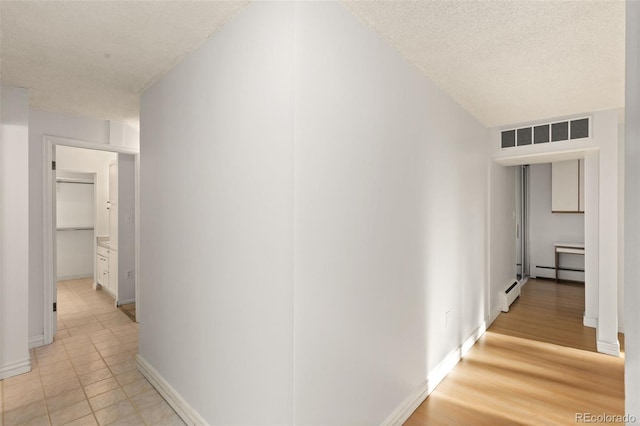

517,164,530,280
43,135,139,345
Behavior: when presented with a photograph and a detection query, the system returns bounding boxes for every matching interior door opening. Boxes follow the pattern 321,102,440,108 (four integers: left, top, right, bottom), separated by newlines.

44,136,139,345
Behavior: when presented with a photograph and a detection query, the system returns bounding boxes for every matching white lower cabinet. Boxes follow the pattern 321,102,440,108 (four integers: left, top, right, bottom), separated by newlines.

97,244,117,303
97,254,108,286
97,245,109,288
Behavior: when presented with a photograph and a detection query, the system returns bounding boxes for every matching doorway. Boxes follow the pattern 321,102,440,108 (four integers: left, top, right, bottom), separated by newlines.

508,160,594,352
43,136,139,345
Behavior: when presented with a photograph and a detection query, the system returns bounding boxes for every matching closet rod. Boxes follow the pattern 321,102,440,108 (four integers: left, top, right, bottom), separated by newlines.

56,227,95,231
56,179,94,185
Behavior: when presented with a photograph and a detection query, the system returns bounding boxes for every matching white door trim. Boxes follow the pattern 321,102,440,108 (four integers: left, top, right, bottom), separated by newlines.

42,135,140,345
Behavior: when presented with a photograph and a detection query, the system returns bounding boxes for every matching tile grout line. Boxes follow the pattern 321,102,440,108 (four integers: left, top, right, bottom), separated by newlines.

52,279,129,425
60,279,164,425
46,280,101,425
67,279,133,426
64,280,102,425
5,278,178,426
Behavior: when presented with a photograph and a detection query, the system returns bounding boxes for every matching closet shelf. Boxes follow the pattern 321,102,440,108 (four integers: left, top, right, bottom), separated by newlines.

56,178,94,185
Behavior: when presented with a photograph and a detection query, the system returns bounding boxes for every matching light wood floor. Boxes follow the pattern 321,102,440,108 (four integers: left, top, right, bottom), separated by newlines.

405,279,625,425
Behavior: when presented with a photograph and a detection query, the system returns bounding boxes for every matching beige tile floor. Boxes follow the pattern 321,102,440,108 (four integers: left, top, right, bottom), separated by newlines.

117,305,136,323
0,278,185,426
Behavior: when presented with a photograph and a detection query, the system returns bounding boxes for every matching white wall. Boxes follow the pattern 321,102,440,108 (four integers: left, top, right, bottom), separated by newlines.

117,153,135,304
1,85,31,378
55,171,95,280
625,0,640,419
293,3,488,424
109,121,140,151
528,163,585,281
594,110,620,354
584,153,599,326
139,2,294,424
56,146,116,236
488,146,516,321
56,230,94,280
617,123,625,332
140,2,490,424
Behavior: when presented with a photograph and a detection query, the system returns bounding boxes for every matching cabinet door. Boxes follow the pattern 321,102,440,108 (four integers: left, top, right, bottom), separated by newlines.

102,256,109,284
552,160,580,212
109,161,118,205
96,254,103,285
97,254,108,286
109,161,119,251
109,207,118,251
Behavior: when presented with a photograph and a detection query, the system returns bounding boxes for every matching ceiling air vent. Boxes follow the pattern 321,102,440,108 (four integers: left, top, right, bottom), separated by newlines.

534,125,550,144
517,127,532,146
501,117,590,149
501,130,515,148
551,122,568,141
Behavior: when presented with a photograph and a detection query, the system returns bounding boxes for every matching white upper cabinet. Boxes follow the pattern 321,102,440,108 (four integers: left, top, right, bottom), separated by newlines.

551,159,584,213
109,160,118,250
109,160,118,206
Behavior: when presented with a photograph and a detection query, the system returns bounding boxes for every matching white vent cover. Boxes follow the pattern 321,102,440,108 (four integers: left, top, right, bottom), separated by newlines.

501,117,590,149
500,281,520,313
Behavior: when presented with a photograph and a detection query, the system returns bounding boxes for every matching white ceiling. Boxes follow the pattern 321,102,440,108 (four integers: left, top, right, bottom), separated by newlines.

0,1,626,127
0,1,249,123
344,0,625,127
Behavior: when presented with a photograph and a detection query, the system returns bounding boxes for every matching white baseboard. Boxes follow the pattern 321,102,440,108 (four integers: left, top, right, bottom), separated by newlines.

381,322,487,425
117,298,135,306
29,334,45,349
101,286,116,299
583,316,624,334
381,380,429,426
597,339,621,356
0,357,31,379
534,268,584,282
57,273,93,281
460,322,487,357
488,306,502,328
137,355,208,425
583,315,597,328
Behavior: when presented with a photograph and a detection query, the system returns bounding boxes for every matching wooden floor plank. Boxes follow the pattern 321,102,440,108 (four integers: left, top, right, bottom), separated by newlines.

405,279,625,425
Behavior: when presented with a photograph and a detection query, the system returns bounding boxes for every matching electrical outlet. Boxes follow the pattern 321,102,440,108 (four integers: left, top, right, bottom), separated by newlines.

445,311,451,328
126,270,133,279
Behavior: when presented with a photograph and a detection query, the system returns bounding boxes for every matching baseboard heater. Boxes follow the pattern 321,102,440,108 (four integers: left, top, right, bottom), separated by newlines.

500,280,520,312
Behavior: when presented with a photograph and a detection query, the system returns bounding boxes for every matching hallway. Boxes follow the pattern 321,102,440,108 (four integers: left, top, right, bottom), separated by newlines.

406,279,625,425
0,279,184,426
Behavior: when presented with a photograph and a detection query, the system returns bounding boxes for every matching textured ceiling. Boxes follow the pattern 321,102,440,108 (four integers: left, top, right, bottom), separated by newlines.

0,1,248,122
344,0,625,127
0,1,626,128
